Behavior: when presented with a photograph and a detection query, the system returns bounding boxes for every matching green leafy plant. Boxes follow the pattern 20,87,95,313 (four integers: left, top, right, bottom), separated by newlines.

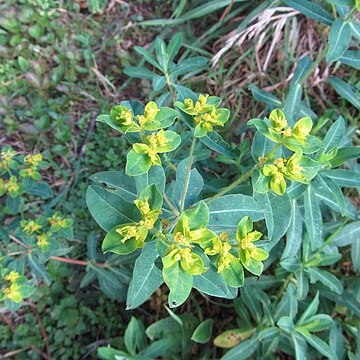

123,33,208,103
0,146,74,310
87,86,359,318
98,311,213,360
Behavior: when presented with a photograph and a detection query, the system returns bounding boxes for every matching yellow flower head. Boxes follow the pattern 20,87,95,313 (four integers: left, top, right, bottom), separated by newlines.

275,158,285,170
184,98,194,109
7,177,20,193
116,224,147,245
174,231,186,244
37,233,49,249
4,271,20,283
21,219,42,234
144,101,160,120
48,213,71,229
24,153,43,168
114,106,133,126
217,242,235,272
3,283,22,303
292,117,312,143
134,197,151,217
285,151,306,183
236,216,268,269
269,109,287,131
0,148,16,164
205,236,223,256
162,245,207,275
23,167,36,177
219,232,229,241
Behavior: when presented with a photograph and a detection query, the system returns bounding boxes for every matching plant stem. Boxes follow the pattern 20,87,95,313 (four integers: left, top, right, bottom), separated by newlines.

179,136,197,212
163,192,180,217
165,73,176,101
9,234,30,249
274,274,294,304
206,168,255,204
265,142,282,160
206,142,284,203
50,256,110,268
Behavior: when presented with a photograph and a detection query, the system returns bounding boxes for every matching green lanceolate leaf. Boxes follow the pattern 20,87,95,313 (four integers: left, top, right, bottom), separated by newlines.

322,116,345,154
126,242,163,310
166,32,183,65
298,292,319,324
330,147,360,167
124,66,157,79
27,254,51,285
200,131,239,158
299,314,333,332
322,169,360,188
331,221,360,246
283,0,333,25
254,191,291,242
124,317,147,356
307,268,343,294
327,20,351,63
163,262,193,308
339,50,360,70
250,85,282,107
304,186,323,250
221,335,259,360
292,332,309,359
193,264,237,299
282,200,302,259
296,330,337,360
329,77,360,109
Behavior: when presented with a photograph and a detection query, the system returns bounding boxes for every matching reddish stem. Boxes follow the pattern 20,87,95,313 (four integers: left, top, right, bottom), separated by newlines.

50,256,109,268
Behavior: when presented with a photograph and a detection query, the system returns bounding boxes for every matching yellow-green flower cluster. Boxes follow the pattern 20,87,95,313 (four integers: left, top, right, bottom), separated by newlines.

162,215,211,275
0,176,22,198
20,213,73,250
115,196,160,245
132,129,180,166
48,213,73,231
0,147,44,199
0,148,17,170
268,109,313,151
160,203,269,280
19,153,43,180
21,219,42,234
1,271,24,303
269,109,313,145
262,151,307,195
111,101,161,133
175,94,230,138
102,101,181,176
237,217,268,274
202,217,268,277
102,185,163,255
